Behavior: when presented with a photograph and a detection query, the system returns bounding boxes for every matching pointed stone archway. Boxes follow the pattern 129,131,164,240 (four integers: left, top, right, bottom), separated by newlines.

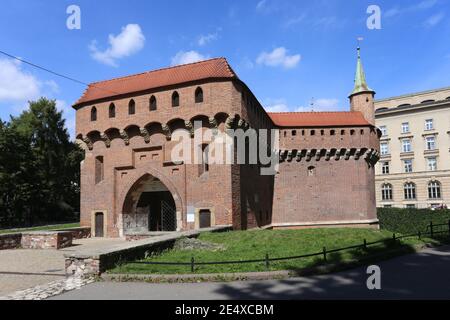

116,167,183,237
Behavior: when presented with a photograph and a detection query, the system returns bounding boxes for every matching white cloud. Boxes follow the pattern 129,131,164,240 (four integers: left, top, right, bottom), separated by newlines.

385,0,438,19
415,0,438,10
264,98,340,113
315,98,340,109
256,0,267,11
265,102,290,113
283,14,307,28
198,32,219,46
0,59,41,102
89,24,145,67
171,51,209,66
256,47,301,69
424,12,445,27
0,58,76,138
384,7,401,18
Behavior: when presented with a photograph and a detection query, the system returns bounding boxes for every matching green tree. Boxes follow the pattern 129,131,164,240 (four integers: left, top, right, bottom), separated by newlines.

0,98,83,227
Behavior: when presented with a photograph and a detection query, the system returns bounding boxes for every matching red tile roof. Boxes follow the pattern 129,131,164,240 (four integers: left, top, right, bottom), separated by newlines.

268,111,370,127
73,57,237,108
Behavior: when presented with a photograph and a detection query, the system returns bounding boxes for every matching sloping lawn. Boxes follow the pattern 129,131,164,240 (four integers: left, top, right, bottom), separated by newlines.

110,228,431,275
0,223,80,234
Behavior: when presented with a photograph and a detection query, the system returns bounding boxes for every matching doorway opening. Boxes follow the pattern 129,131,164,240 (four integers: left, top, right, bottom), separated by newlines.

199,209,212,228
122,175,177,234
94,212,104,237
137,191,177,231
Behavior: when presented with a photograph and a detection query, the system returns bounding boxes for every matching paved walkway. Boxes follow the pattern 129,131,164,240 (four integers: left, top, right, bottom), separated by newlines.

51,245,450,300
0,238,126,297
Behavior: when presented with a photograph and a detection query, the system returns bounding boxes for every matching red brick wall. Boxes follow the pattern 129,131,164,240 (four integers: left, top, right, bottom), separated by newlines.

76,78,379,236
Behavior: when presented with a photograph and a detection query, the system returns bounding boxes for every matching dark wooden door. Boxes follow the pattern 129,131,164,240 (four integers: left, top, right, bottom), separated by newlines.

95,212,104,237
199,210,211,229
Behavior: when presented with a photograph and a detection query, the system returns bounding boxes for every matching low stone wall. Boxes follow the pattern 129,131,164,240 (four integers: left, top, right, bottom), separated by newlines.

0,233,22,250
21,231,73,250
65,226,232,278
57,227,91,240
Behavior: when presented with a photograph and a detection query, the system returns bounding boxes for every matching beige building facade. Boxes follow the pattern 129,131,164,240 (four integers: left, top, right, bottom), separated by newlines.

375,87,450,208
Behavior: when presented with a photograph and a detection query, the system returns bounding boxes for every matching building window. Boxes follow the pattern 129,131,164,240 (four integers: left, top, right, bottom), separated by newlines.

401,139,412,153
109,103,115,118
172,91,180,107
380,143,389,156
307,166,316,177
404,182,416,200
149,96,157,111
379,126,387,136
195,87,204,103
341,130,345,135
425,119,434,131
401,122,410,133
403,159,413,173
95,156,104,184
381,161,390,175
91,106,97,122
406,204,416,209
428,181,441,199
128,99,136,115
310,130,315,136
292,130,297,136
199,144,209,176
425,136,436,150
330,130,335,136
381,184,393,200
427,157,437,171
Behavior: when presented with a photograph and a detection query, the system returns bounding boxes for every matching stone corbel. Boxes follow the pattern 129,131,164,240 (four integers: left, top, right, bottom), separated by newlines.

325,150,331,161
82,137,93,151
287,150,294,162
140,128,150,144
354,149,362,160
345,149,351,160
209,117,218,129
306,150,313,162
162,124,171,140
318,149,327,161
225,116,235,130
335,149,343,161
120,130,130,146
101,133,111,148
184,121,194,138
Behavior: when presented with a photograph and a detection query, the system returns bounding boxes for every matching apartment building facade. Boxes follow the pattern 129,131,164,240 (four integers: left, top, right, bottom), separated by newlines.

374,87,450,209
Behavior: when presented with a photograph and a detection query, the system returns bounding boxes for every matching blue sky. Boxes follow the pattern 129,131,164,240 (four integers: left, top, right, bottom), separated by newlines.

0,0,449,138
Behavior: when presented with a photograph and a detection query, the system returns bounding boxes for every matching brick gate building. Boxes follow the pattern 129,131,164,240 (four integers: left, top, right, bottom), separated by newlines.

74,49,380,238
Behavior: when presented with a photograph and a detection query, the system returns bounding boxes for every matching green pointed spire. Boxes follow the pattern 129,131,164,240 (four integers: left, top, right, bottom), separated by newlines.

350,47,374,97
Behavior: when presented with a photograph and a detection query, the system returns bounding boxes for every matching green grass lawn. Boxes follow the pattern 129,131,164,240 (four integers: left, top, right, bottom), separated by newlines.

110,228,437,275
0,222,80,234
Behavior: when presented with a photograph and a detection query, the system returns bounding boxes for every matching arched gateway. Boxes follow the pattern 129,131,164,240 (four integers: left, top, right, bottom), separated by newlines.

118,171,183,236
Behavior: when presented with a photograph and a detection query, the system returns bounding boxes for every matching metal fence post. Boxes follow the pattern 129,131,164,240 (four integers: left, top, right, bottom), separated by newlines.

392,233,396,243
265,253,270,270
430,221,434,238
323,247,327,263
191,257,195,273
418,231,421,240
363,239,367,249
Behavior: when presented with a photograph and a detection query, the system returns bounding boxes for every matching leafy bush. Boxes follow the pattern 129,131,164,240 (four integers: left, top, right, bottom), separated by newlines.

377,208,450,234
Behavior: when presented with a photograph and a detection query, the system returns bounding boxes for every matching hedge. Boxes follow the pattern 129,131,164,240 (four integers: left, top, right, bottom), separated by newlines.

377,208,450,234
